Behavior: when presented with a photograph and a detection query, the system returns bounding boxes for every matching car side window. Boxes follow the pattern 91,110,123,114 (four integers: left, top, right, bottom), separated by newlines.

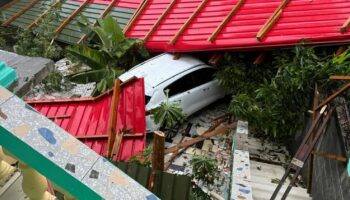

192,68,216,88
165,73,194,97
164,68,216,97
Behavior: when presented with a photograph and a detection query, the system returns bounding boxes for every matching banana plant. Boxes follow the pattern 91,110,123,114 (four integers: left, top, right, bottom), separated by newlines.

66,15,149,96
150,90,187,131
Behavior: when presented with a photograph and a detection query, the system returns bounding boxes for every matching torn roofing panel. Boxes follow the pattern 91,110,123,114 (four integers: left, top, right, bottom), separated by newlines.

26,78,146,161
125,0,350,52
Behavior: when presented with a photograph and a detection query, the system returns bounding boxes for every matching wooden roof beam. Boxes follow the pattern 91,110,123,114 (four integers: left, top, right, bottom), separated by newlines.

27,0,62,30
143,0,177,42
123,0,150,34
340,17,350,34
1,0,41,26
208,0,245,43
256,0,290,41
169,0,209,45
55,0,89,34
77,0,119,43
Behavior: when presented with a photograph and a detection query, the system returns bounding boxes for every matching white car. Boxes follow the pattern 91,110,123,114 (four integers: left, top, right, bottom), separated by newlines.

119,53,225,132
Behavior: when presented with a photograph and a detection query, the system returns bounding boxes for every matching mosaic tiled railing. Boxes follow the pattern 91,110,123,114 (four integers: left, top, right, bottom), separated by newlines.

230,121,253,200
0,86,158,200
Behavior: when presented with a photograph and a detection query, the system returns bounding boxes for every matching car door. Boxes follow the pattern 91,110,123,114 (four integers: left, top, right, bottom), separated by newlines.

164,71,201,115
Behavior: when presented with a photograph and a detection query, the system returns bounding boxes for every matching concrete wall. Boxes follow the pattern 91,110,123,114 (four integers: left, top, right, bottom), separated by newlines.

290,115,350,200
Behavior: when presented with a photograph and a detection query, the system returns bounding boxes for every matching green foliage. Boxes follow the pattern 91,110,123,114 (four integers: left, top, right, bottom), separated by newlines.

190,155,218,186
150,90,187,130
189,184,211,200
67,15,149,96
216,46,350,138
127,146,152,167
42,71,72,92
14,1,63,60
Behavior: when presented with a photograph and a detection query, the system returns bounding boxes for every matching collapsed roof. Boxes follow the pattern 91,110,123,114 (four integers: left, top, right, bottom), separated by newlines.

1,0,350,52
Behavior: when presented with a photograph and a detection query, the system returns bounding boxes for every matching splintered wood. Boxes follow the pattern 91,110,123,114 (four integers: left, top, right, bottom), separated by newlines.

164,117,235,154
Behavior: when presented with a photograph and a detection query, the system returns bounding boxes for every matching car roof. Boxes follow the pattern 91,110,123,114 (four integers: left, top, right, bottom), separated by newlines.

119,53,206,94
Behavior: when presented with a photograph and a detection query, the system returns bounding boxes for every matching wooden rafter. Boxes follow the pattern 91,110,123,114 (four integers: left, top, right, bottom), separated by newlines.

1,0,41,26
169,0,209,45
144,0,176,42
208,0,245,42
77,0,119,43
340,17,350,34
123,0,150,34
27,0,62,30
256,0,290,41
55,0,89,34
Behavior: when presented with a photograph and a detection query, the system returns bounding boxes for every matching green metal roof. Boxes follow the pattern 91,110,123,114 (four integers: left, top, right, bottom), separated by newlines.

1,0,135,44
115,162,192,200
0,61,17,88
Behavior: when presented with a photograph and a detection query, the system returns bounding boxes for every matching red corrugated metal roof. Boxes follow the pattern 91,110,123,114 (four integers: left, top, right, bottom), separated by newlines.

72,0,142,9
26,78,146,161
125,0,350,52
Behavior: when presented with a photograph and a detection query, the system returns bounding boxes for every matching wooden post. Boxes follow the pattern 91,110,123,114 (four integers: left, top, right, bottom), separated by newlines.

148,131,165,191
19,162,56,200
107,79,121,158
152,131,165,171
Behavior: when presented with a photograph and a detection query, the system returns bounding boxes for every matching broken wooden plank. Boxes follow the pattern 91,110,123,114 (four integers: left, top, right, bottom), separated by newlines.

47,115,70,120
164,123,192,170
169,0,209,45
107,79,121,158
315,82,350,111
208,0,245,42
55,0,89,34
330,76,350,80
340,17,350,34
77,0,118,43
27,0,62,30
144,0,176,42
164,123,235,154
1,0,41,26
256,0,289,41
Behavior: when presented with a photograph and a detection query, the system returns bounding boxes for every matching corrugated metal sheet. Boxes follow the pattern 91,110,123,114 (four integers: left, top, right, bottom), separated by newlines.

0,61,17,88
56,1,135,44
115,162,192,200
1,0,136,44
71,0,142,10
126,0,350,52
9,0,51,28
26,78,146,161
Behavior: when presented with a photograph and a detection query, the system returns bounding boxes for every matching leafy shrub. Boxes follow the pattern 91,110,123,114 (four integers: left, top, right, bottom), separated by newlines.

14,1,63,60
150,90,187,131
216,46,350,138
190,155,218,186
